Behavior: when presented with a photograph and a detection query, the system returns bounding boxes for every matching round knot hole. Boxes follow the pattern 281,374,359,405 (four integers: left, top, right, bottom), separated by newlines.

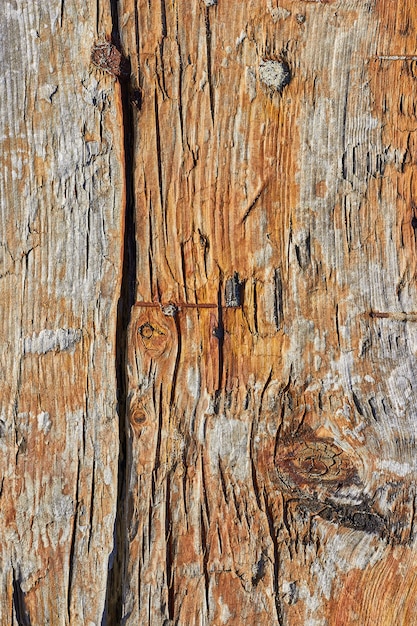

138,323,155,339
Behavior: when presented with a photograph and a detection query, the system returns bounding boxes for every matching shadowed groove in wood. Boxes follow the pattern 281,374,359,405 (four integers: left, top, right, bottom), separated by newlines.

104,1,136,623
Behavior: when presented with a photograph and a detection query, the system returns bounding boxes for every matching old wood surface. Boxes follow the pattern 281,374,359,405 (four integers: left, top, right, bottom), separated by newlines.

0,2,124,624
2,0,417,625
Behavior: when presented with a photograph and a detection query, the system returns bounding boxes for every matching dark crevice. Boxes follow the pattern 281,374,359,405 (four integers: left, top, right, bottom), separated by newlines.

154,91,166,239
263,491,285,626
13,573,31,626
133,3,141,85
273,268,283,331
153,384,164,478
165,473,174,622
160,0,167,37
335,303,340,347
218,457,229,503
180,242,188,302
213,279,224,414
352,391,364,416
88,459,96,553
241,186,265,224
105,1,137,625
200,504,210,614
251,551,268,587
67,457,81,622
253,280,258,334
176,37,185,144
204,8,215,123
169,314,182,409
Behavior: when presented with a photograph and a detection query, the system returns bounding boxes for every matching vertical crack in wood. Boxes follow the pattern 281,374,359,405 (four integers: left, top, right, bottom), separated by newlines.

165,472,174,622
154,90,166,240
133,2,141,85
263,491,285,626
213,279,224,413
169,312,182,408
67,457,81,622
253,279,259,334
12,572,31,626
104,1,136,623
204,8,215,123
60,0,65,27
273,268,283,331
88,459,97,553
176,27,185,146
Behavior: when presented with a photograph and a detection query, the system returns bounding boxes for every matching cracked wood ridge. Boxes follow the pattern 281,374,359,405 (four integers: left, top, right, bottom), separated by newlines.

2,0,417,625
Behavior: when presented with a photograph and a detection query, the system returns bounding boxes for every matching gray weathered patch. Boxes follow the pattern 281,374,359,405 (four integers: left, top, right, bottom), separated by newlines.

23,328,82,355
259,59,291,92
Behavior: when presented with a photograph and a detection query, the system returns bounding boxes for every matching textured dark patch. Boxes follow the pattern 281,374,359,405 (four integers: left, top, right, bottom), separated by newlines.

225,272,243,307
252,551,268,586
315,502,386,535
130,88,143,109
91,40,130,80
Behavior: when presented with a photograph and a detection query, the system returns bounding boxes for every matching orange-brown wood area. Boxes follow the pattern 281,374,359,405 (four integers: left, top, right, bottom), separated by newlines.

2,0,417,625
117,1,417,624
0,2,124,625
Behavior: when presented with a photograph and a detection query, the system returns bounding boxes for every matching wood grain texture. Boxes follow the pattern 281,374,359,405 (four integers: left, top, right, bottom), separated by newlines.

2,0,417,625
117,0,417,624
0,1,124,624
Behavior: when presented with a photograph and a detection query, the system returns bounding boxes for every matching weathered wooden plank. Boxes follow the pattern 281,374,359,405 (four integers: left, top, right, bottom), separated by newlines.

2,0,417,624
118,0,417,624
0,2,124,624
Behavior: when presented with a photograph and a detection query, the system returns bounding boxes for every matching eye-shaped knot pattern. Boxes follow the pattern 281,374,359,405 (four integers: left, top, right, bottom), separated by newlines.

136,322,169,356
130,404,147,426
275,439,357,488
